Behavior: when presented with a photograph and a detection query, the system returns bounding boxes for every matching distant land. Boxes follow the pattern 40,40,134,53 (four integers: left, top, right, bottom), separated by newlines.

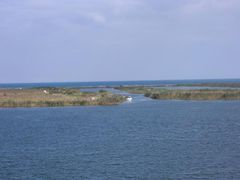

0,79,240,89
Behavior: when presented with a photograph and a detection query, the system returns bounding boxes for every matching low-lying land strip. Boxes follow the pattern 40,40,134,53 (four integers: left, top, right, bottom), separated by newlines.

174,82,240,88
116,86,240,100
0,87,126,107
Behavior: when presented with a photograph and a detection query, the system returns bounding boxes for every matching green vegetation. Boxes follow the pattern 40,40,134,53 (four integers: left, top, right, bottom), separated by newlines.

0,87,126,108
116,86,240,100
175,83,240,88
115,86,153,94
34,87,80,95
99,89,107,93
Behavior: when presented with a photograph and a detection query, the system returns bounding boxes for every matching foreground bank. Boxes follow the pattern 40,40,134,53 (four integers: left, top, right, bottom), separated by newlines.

0,87,126,107
116,86,240,100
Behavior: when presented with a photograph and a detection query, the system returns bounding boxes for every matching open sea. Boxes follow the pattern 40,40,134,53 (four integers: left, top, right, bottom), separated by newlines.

1,79,240,179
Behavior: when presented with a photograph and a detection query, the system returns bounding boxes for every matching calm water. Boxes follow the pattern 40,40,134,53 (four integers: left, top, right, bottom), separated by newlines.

1,80,240,179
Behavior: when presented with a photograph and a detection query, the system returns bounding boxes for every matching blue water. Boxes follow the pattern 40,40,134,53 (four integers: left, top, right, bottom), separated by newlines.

1,80,240,179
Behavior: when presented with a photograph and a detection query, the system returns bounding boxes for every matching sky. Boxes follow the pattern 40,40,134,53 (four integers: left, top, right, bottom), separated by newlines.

0,0,240,83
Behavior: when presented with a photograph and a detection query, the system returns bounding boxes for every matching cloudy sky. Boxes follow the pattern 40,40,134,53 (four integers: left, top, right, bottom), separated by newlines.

0,0,239,83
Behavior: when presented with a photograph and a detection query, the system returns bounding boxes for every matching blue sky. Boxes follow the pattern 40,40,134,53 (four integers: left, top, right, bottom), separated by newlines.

0,0,239,83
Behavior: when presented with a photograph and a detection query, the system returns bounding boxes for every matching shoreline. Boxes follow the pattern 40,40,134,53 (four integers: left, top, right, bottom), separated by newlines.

115,85,240,100
1,82,240,107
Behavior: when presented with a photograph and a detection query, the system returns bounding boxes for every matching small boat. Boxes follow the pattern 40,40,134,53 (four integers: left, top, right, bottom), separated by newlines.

127,96,133,102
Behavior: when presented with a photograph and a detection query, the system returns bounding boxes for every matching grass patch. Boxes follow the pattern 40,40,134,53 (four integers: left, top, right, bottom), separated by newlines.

116,86,240,100
0,88,126,107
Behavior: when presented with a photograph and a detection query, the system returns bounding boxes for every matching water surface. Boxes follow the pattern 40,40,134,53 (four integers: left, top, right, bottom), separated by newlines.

1,95,240,179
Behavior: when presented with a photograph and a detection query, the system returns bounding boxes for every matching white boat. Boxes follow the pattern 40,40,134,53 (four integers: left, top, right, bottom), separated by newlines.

127,96,133,102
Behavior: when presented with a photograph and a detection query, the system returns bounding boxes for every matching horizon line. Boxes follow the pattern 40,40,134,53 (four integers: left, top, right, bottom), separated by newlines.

0,78,240,85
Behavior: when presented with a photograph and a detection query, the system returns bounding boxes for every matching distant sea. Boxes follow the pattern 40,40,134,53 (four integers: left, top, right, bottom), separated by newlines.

0,79,240,88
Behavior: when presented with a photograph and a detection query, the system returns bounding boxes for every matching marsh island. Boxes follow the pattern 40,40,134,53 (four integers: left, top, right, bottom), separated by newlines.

116,85,240,100
0,87,126,107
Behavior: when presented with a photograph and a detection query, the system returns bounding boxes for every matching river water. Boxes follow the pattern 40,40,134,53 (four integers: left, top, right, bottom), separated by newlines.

1,81,240,179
